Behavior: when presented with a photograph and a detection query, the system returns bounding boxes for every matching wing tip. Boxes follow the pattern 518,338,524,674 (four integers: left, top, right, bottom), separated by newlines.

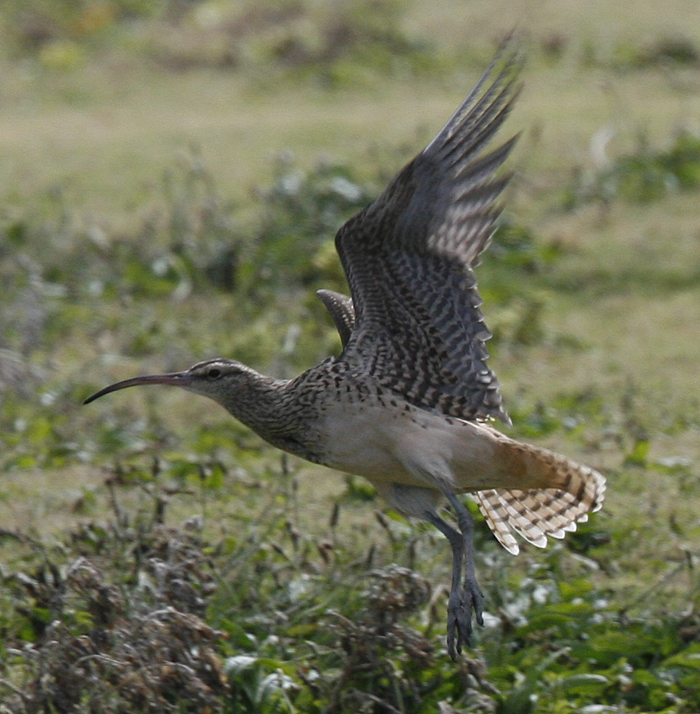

423,34,523,157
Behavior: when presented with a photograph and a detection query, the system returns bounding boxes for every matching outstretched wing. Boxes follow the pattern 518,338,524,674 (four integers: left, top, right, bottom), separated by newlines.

335,44,521,423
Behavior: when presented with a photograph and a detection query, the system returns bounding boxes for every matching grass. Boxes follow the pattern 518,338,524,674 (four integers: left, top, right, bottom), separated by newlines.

1,1,700,712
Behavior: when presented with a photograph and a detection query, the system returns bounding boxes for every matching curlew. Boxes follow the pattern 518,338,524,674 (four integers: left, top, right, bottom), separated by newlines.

85,45,606,660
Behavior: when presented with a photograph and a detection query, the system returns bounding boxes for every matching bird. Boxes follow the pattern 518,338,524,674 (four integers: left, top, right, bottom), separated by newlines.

85,43,606,661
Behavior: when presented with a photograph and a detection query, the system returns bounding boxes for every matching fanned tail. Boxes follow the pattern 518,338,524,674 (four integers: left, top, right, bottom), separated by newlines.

473,444,606,556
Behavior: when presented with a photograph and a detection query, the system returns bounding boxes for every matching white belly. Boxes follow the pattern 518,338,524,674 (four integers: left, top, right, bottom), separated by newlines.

318,400,513,495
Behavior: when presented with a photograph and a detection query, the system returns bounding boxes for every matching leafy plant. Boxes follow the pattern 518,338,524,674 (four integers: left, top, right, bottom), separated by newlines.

562,131,700,208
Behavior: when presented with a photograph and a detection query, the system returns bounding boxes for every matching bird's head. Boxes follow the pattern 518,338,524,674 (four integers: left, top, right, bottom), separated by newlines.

83,358,257,409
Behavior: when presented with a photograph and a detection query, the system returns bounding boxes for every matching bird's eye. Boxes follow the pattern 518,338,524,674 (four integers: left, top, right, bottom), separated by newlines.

207,368,222,380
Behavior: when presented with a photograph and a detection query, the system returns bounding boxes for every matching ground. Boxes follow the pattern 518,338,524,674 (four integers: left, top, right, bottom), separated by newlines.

1,1,699,712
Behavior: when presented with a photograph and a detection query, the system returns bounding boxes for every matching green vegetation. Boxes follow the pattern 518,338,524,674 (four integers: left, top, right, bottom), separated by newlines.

562,132,700,208
0,0,438,83
1,1,700,712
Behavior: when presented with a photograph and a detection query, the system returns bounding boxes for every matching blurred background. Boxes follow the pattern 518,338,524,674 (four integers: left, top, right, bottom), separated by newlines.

1,1,700,712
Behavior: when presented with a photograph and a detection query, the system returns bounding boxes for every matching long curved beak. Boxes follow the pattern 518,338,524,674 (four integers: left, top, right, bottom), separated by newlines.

83,371,192,405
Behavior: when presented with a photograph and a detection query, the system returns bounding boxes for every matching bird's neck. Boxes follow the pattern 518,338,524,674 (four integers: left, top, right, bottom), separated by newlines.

217,370,317,459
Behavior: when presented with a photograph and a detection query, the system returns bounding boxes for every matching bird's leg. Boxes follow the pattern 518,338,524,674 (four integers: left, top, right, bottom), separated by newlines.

445,491,484,634
425,511,467,659
425,492,483,660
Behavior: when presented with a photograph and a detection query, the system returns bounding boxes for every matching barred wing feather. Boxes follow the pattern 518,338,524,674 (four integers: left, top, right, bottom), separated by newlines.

334,47,521,423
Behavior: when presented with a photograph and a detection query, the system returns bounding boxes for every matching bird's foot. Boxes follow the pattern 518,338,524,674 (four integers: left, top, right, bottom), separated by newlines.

446,579,484,661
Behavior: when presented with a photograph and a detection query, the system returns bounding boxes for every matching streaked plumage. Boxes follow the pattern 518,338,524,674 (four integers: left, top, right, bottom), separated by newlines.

85,42,606,661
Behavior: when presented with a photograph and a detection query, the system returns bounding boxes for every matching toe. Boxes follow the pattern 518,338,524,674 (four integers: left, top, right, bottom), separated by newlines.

465,579,484,626
446,592,473,660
